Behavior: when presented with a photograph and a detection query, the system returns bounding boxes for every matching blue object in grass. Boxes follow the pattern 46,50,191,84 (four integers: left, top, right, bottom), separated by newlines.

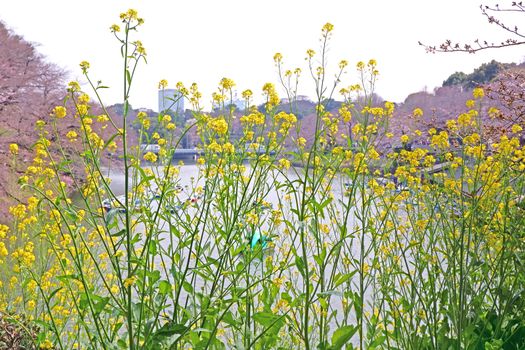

250,231,268,250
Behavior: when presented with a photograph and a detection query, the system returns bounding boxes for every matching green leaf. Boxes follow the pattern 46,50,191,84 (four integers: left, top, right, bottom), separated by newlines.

48,287,63,301
334,271,357,288
158,280,171,295
369,335,386,348
253,312,282,329
295,256,305,277
222,311,237,328
93,296,110,315
182,281,194,293
330,325,357,350
56,274,80,283
154,322,187,337
111,229,126,237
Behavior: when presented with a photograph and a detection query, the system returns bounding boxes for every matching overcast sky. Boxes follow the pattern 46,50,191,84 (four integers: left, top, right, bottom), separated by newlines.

1,0,524,111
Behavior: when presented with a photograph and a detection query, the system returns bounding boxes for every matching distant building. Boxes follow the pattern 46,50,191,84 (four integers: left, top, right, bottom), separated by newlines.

281,95,311,104
158,89,184,115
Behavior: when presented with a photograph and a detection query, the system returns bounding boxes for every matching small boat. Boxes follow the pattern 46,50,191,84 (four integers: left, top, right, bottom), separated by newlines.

250,231,269,250
102,199,112,212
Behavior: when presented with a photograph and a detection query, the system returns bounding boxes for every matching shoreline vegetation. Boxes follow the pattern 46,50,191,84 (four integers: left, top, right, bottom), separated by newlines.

1,9,524,350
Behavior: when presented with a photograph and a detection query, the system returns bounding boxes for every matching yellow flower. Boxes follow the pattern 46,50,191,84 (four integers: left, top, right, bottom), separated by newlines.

120,9,139,21
262,82,279,108
223,142,235,153
242,89,253,99
66,131,78,141
412,108,423,117
488,107,500,119
52,106,67,118
322,22,334,33
78,93,90,104
472,87,484,99
0,242,8,257
162,114,172,123
123,276,137,288
511,124,522,133
79,61,90,73
97,114,109,123
339,105,352,123
208,141,222,153
158,79,168,89
219,77,235,90
9,143,18,155
110,285,119,294
143,152,157,162
39,339,53,350
306,49,316,59
110,24,120,32
446,119,458,132
207,117,228,135
68,81,80,92
142,118,151,130
279,158,291,169
296,137,306,148
400,135,409,143
273,52,283,63
458,113,472,127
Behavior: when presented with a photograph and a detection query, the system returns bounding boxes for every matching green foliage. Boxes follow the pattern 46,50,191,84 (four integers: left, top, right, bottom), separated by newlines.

443,60,515,88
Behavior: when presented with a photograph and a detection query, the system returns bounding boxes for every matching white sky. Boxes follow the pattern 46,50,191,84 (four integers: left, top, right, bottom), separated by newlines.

1,0,524,111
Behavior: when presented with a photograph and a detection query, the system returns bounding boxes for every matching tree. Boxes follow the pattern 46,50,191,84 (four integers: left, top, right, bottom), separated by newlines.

443,71,468,87
420,2,525,53
0,20,66,223
0,21,64,115
443,60,512,88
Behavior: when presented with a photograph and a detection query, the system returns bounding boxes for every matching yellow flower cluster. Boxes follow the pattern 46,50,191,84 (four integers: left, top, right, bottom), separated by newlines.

262,83,280,110
207,117,228,135
52,106,67,118
9,143,18,155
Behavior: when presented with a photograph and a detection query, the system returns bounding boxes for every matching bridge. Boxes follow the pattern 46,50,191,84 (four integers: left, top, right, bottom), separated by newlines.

140,144,275,160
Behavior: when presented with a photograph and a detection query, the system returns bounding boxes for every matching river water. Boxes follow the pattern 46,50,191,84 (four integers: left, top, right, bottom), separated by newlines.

101,162,380,345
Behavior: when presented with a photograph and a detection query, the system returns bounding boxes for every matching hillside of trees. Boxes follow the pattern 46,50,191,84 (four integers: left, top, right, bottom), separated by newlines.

0,21,139,223
0,21,67,223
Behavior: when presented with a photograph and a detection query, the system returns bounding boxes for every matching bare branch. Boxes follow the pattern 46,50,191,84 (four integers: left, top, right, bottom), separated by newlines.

420,2,525,53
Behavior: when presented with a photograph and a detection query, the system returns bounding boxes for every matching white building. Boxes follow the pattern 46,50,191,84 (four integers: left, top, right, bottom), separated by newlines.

158,89,184,114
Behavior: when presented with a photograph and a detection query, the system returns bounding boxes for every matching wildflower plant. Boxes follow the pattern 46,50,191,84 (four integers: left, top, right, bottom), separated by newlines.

0,9,524,350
